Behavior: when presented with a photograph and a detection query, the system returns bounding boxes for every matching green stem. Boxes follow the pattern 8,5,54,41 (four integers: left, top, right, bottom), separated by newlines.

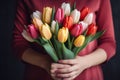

69,37,75,50
48,40,58,57
68,33,71,49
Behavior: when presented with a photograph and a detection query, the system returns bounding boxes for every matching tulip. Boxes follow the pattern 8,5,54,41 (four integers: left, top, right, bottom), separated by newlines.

51,20,57,33
86,23,97,36
74,35,85,47
40,23,52,40
21,30,34,42
32,17,43,30
63,16,73,29
55,8,64,23
83,13,93,25
71,9,80,24
70,23,83,37
31,10,42,19
61,2,71,16
43,7,52,24
58,27,69,43
79,21,88,33
27,24,39,39
80,7,90,20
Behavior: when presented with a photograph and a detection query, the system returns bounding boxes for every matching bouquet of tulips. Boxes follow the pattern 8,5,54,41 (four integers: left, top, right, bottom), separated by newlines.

22,2,104,62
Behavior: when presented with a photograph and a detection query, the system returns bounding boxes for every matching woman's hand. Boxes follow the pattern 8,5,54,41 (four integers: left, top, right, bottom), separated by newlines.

51,56,89,80
51,63,71,80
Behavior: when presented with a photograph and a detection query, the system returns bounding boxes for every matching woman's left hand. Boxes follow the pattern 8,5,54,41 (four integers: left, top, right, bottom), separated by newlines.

55,56,89,80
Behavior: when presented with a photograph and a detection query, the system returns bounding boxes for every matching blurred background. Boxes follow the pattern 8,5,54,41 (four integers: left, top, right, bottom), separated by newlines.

0,0,120,80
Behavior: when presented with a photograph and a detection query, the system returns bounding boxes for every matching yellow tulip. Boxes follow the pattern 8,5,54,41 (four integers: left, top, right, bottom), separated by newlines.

40,23,52,40
74,35,85,47
32,17,43,30
43,7,52,24
58,27,68,43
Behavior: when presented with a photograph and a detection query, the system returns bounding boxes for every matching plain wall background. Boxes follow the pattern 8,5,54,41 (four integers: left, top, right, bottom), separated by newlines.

0,0,120,80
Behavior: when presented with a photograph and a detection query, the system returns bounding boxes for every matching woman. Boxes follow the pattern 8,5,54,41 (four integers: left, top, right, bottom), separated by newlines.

12,0,116,80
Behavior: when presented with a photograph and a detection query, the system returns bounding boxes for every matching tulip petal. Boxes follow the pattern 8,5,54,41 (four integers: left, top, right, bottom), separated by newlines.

79,21,88,33
40,23,52,40
84,13,93,25
71,9,80,24
22,30,34,42
28,24,38,39
61,2,70,16
74,35,85,47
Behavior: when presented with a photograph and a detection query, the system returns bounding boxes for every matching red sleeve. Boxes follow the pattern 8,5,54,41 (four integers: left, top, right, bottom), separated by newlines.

12,0,30,60
96,0,116,60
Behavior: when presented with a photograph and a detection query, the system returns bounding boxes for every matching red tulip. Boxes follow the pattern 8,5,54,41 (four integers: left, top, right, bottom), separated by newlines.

55,8,64,23
70,23,83,37
63,16,73,29
86,23,97,36
80,7,90,20
27,24,38,39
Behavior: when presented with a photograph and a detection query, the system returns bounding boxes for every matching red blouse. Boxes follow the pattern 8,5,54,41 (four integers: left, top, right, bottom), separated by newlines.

13,0,116,80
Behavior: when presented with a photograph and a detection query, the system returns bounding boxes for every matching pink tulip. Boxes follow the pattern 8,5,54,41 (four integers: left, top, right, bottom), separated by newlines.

55,8,64,23
28,24,38,39
70,23,83,37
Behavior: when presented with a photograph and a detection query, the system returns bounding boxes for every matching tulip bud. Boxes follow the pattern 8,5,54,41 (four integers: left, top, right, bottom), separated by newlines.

80,7,90,20
32,17,43,30
28,24,39,39
22,30,34,42
71,9,80,24
83,13,93,25
55,8,64,23
51,20,57,33
79,21,88,33
70,23,83,37
43,7,52,24
63,16,73,29
61,2,71,16
31,10,42,19
58,27,69,43
74,35,85,47
86,23,97,36
40,23,52,40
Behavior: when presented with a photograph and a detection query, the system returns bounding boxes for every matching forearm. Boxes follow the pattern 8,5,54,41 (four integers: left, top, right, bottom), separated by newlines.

21,48,52,71
83,48,107,68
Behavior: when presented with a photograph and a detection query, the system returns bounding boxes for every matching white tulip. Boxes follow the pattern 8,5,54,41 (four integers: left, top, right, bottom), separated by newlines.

83,13,93,25
51,20,57,33
21,30,34,42
61,2,70,16
31,10,42,19
71,9,80,24
79,21,88,33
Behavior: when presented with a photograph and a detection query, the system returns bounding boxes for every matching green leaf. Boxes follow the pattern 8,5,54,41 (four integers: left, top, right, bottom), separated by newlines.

72,31,105,56
90,31,105,42
51,7,55,24
52,36,63,59
71,2,76,12
62,43,75,59
55,22,59,36
42,42,59,62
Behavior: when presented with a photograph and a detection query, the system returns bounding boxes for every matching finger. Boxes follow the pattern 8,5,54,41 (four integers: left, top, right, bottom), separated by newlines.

51,73,63,80
58,59,77,65
51,63,70,69
63,73,80,80
56,70,78,78
56,65,78,73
